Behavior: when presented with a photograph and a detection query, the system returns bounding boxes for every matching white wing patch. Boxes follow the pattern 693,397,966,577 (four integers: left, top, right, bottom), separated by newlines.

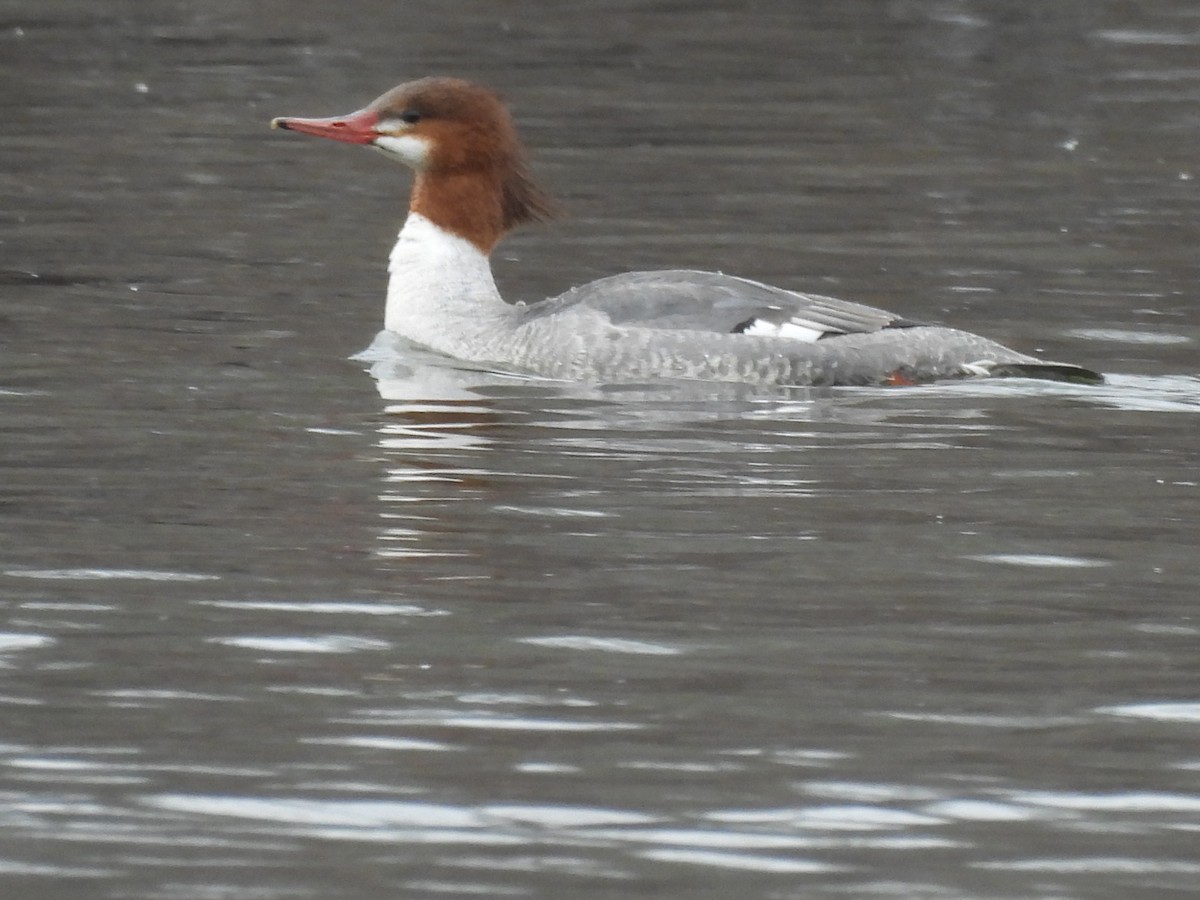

959,360,995,377
738,317,828,343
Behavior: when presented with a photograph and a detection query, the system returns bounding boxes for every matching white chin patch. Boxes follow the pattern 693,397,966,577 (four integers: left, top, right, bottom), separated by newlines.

372,134,430,168
740,318,826,342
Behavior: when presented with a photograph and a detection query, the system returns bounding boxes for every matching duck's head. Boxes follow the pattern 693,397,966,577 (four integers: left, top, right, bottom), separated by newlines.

272,77,556,251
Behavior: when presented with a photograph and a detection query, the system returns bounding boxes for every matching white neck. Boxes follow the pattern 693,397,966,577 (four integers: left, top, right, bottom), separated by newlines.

384,213,514,356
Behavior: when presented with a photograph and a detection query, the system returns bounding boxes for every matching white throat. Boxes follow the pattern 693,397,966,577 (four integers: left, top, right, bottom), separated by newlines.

384,213,512,354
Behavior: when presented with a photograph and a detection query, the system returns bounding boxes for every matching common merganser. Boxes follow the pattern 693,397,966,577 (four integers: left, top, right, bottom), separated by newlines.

271,77,1102,386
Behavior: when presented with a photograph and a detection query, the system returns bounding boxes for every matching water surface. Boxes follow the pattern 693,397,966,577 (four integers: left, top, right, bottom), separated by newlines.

2,1,1199,898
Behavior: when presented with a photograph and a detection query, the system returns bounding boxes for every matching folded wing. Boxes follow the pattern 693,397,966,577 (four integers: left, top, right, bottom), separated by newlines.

522,269,922,341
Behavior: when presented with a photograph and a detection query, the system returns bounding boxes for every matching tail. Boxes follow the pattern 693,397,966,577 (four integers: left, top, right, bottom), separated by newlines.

979,362,1104,385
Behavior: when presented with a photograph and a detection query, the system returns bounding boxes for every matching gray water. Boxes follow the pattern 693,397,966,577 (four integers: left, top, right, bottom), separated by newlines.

3,1,1199,898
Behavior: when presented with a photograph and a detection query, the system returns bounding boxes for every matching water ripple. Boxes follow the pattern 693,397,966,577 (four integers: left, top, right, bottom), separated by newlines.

1096,702,1200,723
333,711,642,733
199,600,445,617
210,636,391,654
0,633,54,652
3,568,219,582
637,847,839,873
518,636,683,656
1004,790,1200,812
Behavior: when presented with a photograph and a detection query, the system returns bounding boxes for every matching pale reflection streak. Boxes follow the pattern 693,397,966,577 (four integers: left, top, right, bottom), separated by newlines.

358,338,950,565
362,340,499,561
926,373,1200,413
374,406,492,561
365,345,504,561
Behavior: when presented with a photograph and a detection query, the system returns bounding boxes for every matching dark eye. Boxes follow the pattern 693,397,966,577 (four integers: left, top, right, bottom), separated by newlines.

399,109,422,124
